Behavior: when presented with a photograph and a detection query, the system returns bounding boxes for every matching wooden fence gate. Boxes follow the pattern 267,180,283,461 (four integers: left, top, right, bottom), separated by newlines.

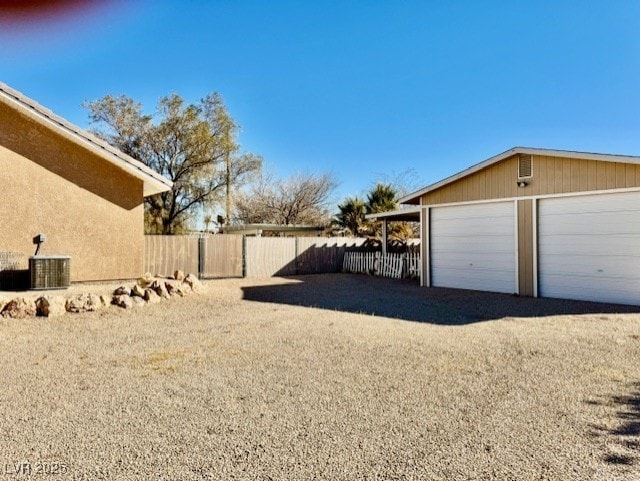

201,235,243,278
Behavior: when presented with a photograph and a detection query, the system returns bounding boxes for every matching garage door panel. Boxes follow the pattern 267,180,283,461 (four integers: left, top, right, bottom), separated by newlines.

540,196,640,214
541,237,640,257
540,213,640,234
431,238,515,254
539,254,640,278
541,275,640,305
432,253,516,269
539,191,640,305
432,226,514,238
434,270,515,293
432,219,514,236
431,201,516,294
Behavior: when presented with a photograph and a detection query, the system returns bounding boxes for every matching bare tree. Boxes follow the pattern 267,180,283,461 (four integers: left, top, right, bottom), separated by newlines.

235,171,338,226
371,168,423,198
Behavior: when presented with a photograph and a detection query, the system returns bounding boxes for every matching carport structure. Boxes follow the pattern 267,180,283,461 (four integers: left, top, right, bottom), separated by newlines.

369,147,640,305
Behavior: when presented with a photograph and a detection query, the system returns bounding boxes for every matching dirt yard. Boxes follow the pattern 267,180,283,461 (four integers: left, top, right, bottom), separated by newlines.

0,274,639,480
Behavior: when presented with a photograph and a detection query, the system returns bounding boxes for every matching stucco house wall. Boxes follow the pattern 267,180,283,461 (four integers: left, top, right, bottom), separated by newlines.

0,83,171,283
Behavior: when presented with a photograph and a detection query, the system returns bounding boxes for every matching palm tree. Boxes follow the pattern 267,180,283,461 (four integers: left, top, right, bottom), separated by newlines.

366,183,398,214
333,196,369,236
366,183,398,237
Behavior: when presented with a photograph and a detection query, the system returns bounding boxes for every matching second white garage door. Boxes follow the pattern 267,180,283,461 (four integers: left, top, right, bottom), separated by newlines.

430,201,516,293
538,191,640,305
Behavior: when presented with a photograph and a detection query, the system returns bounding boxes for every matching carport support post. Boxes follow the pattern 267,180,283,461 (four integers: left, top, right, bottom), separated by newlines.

381,219,388,256
420,207,430,287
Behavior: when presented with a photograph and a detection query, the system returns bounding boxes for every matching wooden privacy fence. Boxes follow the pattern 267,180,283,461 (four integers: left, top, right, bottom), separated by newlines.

245,237,296,278
296,237,367,275
144,235,243,279
202,235,243,278
144,235,199,279
144,235,368,279
343,251,421,280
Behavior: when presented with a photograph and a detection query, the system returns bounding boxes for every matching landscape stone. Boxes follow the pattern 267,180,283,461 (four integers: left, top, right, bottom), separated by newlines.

66,293,103,313
113,286,132,296
151,280,170,299
183,273,203,293
165,281,188,297
1,297,36,318
174,270,185,281
138,272,154,288
112,294,134,309
131,284,146,298
144,288,161,304
35,296,66,318
131,296,146,307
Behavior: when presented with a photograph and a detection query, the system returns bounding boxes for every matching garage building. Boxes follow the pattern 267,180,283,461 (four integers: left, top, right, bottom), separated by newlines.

371,147,640,306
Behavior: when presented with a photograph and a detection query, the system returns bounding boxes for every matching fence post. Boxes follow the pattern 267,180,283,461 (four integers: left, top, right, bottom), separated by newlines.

198,236,206,280
242,235,247,278
295,237,300,275
402,253,407,279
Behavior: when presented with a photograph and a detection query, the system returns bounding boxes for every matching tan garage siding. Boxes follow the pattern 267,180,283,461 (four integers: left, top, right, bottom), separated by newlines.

420,155,640,205
517,199,534,297
0,101,145,282
386,147,640,302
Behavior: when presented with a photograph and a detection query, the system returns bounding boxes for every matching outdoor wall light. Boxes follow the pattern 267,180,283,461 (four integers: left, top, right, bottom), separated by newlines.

33,233,46,256
517,181,528,188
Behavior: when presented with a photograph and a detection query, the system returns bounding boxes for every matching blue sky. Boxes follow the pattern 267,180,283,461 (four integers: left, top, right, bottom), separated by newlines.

1,1,640,205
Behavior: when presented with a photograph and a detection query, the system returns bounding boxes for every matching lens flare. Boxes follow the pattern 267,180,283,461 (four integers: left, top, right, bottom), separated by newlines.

0,0,112,25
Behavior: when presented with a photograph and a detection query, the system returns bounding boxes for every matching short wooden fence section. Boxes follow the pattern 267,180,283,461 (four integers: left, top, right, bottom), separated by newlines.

343,251,421,280
144,236,199,279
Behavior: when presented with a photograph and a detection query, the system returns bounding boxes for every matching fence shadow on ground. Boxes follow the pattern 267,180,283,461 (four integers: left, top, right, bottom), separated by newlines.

586,381,640,467
605,382,640,466
241,273,640,325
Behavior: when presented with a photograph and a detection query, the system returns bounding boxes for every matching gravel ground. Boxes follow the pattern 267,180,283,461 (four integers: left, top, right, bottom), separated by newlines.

0,274,639,480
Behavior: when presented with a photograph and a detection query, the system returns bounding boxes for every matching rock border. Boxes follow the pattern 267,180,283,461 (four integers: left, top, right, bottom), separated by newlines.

0,271,203,319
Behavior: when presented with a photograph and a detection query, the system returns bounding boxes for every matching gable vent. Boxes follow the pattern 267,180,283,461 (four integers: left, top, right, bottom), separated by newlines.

518,154,533,179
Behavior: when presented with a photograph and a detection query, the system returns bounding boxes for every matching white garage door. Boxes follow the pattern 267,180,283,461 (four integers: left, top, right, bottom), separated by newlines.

430,201,516,293
538,191,640,305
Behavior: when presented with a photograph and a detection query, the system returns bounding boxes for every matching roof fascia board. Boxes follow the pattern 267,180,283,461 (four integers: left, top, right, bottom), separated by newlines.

399,146,640,204
0,84,172,197
365,205,422,220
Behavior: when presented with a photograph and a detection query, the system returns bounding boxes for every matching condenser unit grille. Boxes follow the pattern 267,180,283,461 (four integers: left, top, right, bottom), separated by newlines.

29,256,71,290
